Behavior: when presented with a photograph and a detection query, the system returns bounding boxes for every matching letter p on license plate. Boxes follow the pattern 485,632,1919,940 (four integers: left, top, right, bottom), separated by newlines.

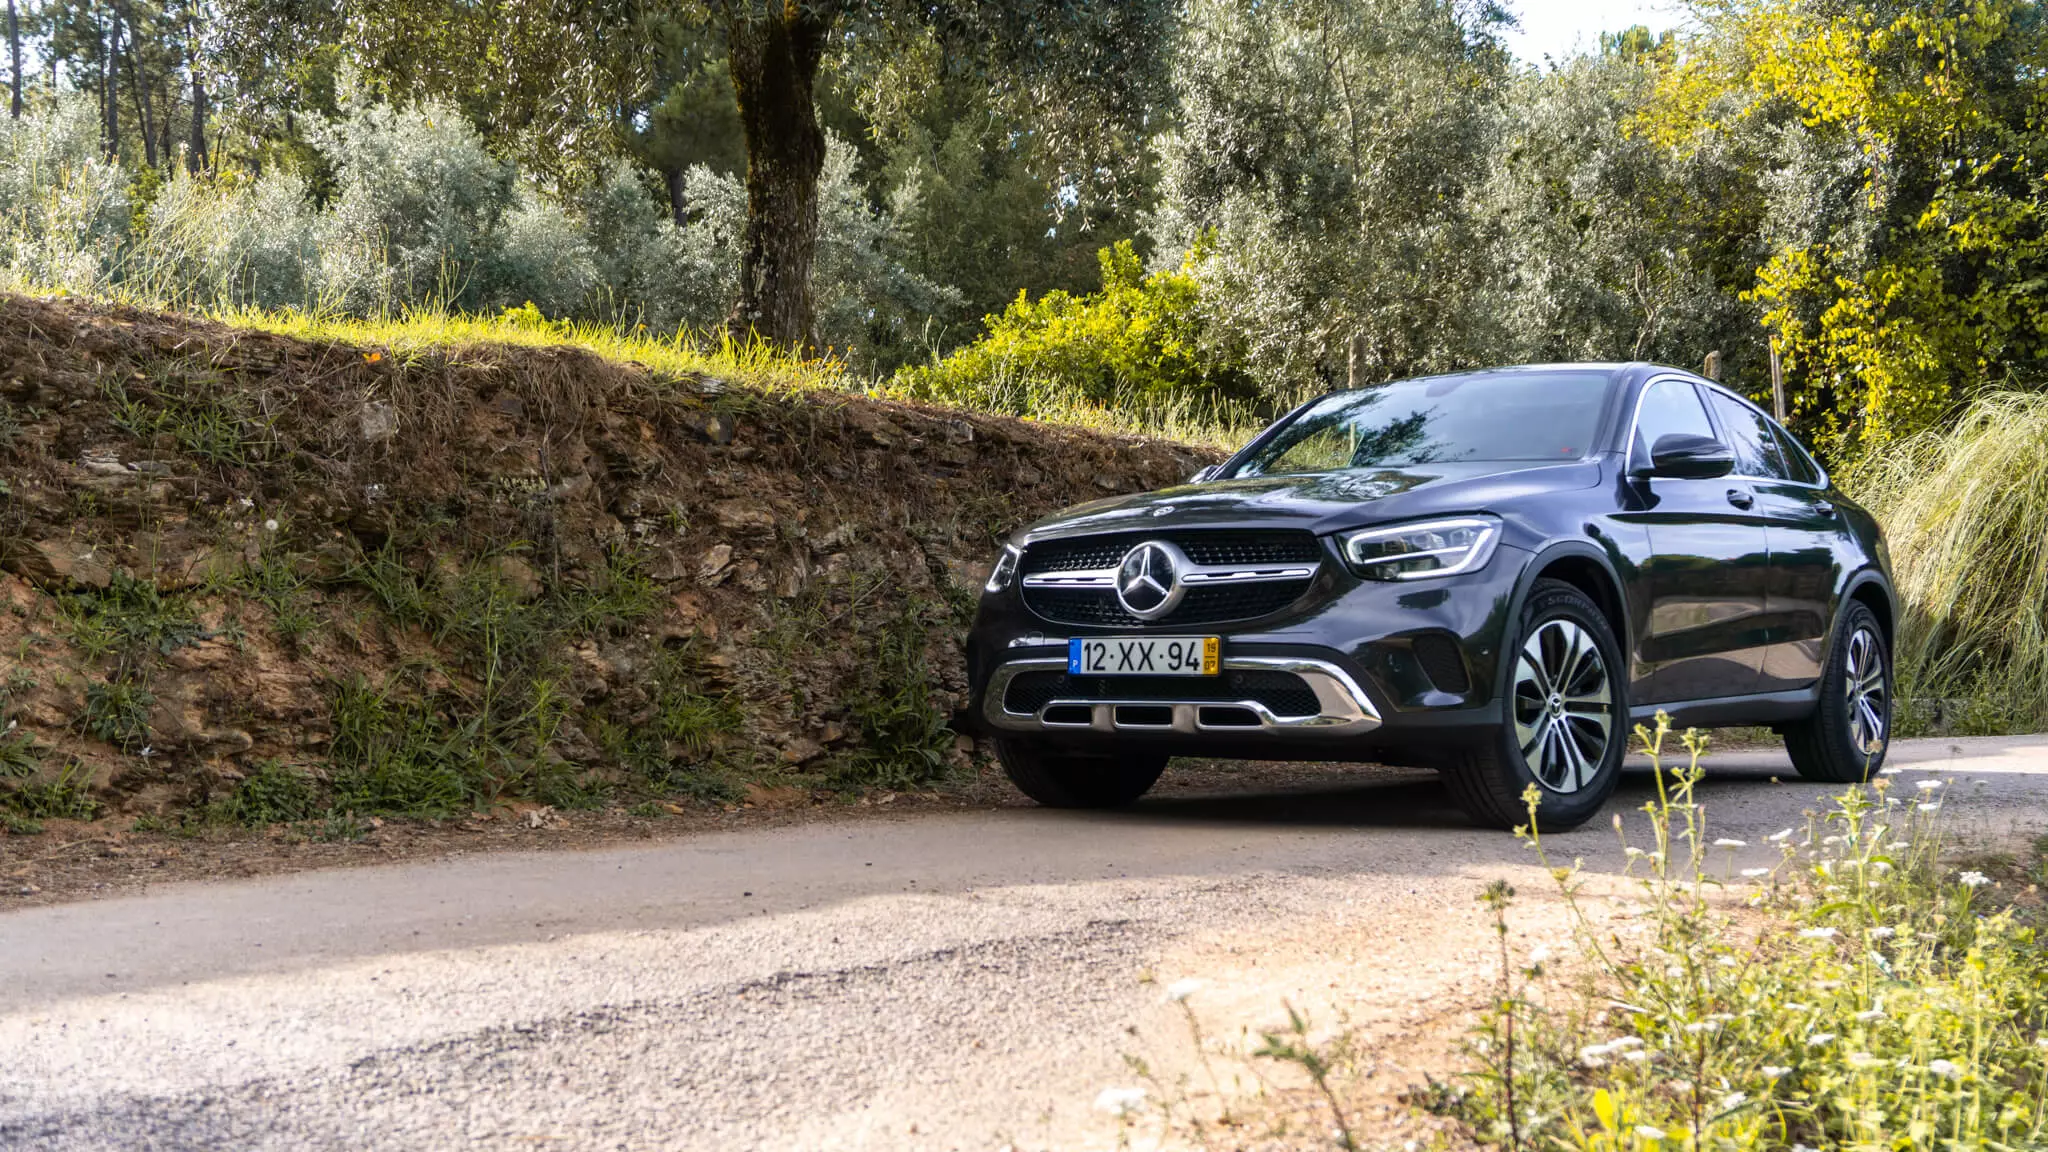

1068,636,1220,676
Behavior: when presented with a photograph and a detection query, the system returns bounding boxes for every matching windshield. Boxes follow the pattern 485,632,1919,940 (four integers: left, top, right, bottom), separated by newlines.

1228,370,1614,477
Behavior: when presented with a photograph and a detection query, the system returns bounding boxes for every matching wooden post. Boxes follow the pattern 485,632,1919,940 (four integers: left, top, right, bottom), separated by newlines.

1768,337,1786,422
1347,333,1368,390
1701,350,1722,381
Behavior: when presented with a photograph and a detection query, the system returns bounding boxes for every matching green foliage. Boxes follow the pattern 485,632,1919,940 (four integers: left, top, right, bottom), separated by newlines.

56,574,203,670
594,645,744,803
1848,392,2048,732
208,760,323,826
831,601,958,792
1439,720,2048,1150
894,240,1254,417
80,679,156,751
3,759,103,822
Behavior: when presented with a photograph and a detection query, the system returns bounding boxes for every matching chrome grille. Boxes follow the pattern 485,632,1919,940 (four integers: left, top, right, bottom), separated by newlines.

1004,669,1322,717
1019,529,1322,628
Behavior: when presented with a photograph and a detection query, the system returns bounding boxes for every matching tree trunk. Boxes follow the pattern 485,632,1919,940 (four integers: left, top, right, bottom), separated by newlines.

185,26,207,172
664,166,687,227
7,0,21,119
724,9,828,352
101,18,119,157
125,26,156,169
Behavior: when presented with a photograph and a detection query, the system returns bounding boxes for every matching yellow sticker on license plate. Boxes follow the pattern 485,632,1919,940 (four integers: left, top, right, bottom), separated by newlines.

1069,636,1220,676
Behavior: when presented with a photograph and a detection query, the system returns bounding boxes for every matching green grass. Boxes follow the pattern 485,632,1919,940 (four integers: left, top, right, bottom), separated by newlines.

79,678,154,750
56,574,203,667
3,758,102,821
1848,392,2048,733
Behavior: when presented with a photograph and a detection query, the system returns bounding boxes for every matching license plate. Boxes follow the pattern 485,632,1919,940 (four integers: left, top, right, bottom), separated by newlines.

1069,636,1220,676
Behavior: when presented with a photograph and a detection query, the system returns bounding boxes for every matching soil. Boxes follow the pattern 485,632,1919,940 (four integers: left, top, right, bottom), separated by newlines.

0,291,1218,832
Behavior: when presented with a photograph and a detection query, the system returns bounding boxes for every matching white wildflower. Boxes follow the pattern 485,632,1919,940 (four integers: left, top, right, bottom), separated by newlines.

1094,1087,1146,1116
1164,978,1206,1003
1807,1033,1837,1046
1928,1059,1961,1078
1871,860,1893,873
1713,838,1748,848
1879,766,1904,775
1959,871,1991,888
235,496,254,509
1916,779,1942,792
1868,926,1896,939
1741,867,1770,878
1634,1126,1667,1141
1799,927,1838,939
1621,1049,1653,1063
263,518,279,532
1625,847,1645,858
1848,1051,1881,1069
1684,1021,1718,1034
1823,835,1844,846
1768,828,1795,842
1763,1065,1792,1079
1918,802,1941,813
1855,1009,1885,1022
1721,1091,1748,1109
1529,944,1553,966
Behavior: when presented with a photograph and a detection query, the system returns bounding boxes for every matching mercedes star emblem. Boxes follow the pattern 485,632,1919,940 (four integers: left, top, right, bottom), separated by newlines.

1116,541,1189,620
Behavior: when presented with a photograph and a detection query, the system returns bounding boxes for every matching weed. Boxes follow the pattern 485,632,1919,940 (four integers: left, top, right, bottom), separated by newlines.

208,760,322,826
0,730,43,777
311,810,370,842
1,812,43,835
598,645,743,802
56,574,202,670
104,368,272,469
80,678,155,750
831,601,956,791
236,553,320,648
3,759,102,820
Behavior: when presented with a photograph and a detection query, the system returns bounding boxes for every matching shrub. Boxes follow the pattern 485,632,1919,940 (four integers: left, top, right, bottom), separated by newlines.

1849,392,2048,732
133,169,326,311
0,97,129,292
893,239,1255,418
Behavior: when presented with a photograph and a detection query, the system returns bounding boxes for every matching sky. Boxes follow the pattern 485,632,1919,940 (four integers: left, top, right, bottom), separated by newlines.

1500,0,1693,65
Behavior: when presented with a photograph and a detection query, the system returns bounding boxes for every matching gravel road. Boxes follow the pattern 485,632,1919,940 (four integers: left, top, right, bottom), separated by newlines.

2,735,2044,1151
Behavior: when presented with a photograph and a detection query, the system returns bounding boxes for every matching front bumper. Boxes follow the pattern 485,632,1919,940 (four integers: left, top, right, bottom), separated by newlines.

966,543,1531,758
981,653,1380,736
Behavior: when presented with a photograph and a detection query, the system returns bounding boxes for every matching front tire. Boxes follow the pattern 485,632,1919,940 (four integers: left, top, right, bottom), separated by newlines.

994,738,1167,808
1444,578,1628,831
1783,601,1891,783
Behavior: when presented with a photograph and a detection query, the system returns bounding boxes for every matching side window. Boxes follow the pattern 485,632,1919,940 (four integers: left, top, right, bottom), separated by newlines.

1706,392,1788,480
1632,379,1717,469
1770,423,1822,485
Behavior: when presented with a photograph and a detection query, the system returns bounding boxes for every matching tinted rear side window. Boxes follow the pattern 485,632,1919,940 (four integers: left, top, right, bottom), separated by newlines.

1771,423,1822,485
1631,379,1716,469
1233,370,1612,477
1707,391,1789,480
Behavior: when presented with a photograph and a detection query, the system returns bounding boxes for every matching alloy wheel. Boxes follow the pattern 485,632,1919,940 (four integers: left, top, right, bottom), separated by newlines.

1511,619,1614,793
1844,626,1889,755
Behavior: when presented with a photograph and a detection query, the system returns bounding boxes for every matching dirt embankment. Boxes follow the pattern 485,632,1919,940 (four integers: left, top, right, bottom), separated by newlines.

0,294,1212,828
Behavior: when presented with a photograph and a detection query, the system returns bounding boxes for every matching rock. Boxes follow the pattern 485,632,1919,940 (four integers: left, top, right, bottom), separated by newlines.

3,539,113,590
489,392,525,418
359,401,398,443
682,409,736,445
698,544,734,585
939,418,974,444
819,721,848,744
711,499,776,535
775,738,826,766
775,564,805,599
1093,472,1123,492
735,560,768,593
493,556,543,601
945,557,991,594
1017,466,1042,486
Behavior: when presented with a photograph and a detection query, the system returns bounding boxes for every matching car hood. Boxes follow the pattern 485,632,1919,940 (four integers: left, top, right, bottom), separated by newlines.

1020,460,1603,542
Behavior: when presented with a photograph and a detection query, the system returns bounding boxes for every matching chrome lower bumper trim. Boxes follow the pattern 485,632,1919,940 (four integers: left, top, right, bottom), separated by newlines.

980,655,1382,736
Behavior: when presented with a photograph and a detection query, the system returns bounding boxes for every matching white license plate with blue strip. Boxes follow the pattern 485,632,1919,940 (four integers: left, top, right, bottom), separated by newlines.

1068,636,1220,676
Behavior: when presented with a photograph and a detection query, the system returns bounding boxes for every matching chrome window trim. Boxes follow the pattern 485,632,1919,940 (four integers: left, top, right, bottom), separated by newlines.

1624,373,1831,492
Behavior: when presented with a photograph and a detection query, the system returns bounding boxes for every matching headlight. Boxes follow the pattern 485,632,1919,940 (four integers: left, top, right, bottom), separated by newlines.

1340,516,1501,581
985,543,1022,593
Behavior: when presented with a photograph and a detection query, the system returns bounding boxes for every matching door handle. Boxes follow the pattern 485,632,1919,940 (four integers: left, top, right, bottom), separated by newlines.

1726,488,1754,510
1814,500,1837,518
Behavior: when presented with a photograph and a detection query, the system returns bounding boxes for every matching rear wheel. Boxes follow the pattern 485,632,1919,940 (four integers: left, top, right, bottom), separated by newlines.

1783,601,1891,783
994,738,1168,808
1444,579,1627,831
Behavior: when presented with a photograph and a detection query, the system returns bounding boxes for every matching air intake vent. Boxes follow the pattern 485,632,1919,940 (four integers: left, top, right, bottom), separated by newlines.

1413,633,1471,693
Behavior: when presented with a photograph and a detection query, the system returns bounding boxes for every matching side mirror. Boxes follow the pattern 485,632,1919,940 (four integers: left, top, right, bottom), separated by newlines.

1635,433,1734,480
1188,465,1221,483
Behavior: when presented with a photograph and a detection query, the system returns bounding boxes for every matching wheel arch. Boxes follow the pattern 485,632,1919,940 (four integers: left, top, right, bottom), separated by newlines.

1495,540,1632,698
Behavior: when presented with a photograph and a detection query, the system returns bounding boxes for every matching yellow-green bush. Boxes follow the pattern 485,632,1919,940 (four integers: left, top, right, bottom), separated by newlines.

891,240,1256,420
